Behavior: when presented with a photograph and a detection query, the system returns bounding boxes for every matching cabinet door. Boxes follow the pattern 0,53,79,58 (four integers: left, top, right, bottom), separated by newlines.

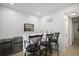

0,42,12,56
1,46,12,56
13,42,23,53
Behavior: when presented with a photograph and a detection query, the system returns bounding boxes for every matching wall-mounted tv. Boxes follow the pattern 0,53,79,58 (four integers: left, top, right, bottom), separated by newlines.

24,23,34,31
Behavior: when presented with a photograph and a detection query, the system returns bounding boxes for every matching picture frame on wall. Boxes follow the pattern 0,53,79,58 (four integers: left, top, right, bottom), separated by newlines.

24,23,34,31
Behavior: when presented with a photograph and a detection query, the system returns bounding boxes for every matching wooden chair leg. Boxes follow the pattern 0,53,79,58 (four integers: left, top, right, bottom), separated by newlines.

24,50,26,56
57,49,59,56
55,44,59,56
57,44,59,56
45,48,48,56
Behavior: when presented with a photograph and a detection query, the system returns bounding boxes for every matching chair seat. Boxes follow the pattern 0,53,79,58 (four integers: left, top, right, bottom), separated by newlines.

51,40,58,43
26,44,39,52
41,41,49,47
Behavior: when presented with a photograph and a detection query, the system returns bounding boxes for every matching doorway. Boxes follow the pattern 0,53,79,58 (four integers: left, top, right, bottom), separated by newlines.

60,16,79,55
68,16,79,46
71,17,79,45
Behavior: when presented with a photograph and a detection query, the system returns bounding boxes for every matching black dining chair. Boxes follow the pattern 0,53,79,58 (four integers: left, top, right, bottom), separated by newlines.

41,33,60,56
51,32,60,56
40,33,53,56
24,34,43,56
46,33,54,56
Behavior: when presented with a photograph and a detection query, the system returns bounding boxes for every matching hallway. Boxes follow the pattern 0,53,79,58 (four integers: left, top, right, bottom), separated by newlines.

60,39,79,56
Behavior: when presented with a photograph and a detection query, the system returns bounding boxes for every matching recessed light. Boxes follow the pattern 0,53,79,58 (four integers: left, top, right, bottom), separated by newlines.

37,12,40,15
10,3,14,5
72,12,77,16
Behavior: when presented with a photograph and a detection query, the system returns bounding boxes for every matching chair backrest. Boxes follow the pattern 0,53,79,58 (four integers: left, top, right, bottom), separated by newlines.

46,33,53,42
46,33,60,42
29,34,43,45
53,32,60,41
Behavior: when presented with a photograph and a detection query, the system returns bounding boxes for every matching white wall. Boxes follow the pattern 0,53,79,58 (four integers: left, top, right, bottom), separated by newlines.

0,5,43,39
69,18,74,45
0,6,24,39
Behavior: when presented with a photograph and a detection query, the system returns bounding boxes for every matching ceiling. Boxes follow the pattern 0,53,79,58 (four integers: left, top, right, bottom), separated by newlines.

65,8,79,18
1,3,73,16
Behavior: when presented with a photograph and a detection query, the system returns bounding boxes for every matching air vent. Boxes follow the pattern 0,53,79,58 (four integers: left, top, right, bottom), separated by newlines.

47,18,53,22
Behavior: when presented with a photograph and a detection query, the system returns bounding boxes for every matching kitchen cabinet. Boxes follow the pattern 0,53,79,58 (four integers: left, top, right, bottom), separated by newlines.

0,37,23,56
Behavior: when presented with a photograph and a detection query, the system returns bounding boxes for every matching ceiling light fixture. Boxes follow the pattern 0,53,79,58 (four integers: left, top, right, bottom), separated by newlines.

37,12,40,15
72,12,77,16
10,3,14,5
